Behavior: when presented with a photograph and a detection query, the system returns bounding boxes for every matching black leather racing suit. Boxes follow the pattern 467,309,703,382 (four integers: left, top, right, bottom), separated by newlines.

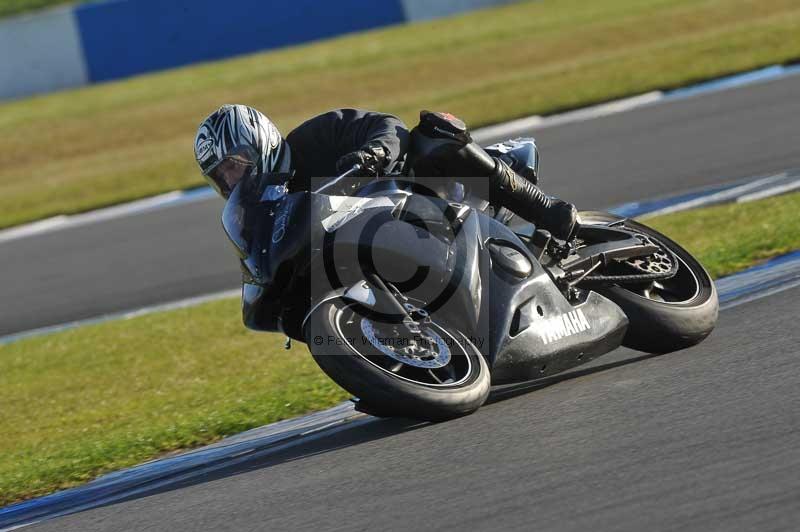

285,108,408,181
285,108,577,239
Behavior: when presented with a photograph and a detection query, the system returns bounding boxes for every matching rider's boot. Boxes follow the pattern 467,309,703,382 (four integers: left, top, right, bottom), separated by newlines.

405,110,579,240
488,158,579,241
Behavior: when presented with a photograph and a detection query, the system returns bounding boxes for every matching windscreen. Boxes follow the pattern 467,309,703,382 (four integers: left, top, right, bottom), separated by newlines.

221,177,289,260
221,182,251,258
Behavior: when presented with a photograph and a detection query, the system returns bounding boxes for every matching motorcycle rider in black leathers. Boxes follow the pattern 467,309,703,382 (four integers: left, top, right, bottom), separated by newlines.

194,105,578,240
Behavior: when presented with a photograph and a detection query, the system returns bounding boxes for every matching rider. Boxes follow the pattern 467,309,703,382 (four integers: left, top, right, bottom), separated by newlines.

194,104,578,240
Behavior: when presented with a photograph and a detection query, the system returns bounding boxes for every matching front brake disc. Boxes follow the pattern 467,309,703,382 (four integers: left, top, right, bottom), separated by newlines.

360,318,451,369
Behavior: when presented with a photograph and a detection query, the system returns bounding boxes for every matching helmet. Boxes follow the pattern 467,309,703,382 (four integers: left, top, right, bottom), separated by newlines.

194,104,291,198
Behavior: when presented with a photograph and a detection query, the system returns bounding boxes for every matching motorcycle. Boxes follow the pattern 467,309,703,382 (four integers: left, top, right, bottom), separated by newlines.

221,139,718,421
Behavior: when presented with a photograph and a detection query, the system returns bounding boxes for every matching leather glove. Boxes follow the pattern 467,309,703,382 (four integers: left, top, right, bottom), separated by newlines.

335,145,387,176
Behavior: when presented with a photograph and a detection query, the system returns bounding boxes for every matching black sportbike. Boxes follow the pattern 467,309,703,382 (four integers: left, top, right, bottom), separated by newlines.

222,145,718,422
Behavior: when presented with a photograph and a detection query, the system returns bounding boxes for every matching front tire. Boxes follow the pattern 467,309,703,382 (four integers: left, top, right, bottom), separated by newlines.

304,298,490,421
578,211,718,353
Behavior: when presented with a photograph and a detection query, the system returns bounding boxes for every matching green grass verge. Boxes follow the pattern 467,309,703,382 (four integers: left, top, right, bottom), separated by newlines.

644,192,800,278
0,301,349,506
1,0,800,229
2,191,799,506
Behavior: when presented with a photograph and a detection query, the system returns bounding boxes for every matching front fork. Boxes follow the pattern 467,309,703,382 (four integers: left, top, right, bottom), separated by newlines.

361,273,431,335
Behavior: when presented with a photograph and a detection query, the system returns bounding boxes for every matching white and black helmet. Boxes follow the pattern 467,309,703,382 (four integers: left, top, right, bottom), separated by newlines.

194,104,291,198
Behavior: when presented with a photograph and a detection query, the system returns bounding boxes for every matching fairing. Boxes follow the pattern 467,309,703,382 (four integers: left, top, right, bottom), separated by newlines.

223,178,629,382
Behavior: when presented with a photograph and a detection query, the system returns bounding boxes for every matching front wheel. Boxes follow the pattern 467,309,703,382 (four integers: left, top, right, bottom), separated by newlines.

578,211,718,353
304,298,490,421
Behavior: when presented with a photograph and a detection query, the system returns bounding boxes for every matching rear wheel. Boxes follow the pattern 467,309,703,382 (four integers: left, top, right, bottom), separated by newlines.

578,211,718,353
304,298,490,421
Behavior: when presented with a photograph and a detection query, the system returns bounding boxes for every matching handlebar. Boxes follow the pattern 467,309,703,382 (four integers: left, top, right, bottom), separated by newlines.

314,164,363,194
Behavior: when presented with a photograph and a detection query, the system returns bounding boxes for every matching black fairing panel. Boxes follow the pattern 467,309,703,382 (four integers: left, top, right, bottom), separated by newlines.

472,214,628,383
489,290,628,384
226,189,314,334
236,188,483,337
304,193,485,335
242,282,279,331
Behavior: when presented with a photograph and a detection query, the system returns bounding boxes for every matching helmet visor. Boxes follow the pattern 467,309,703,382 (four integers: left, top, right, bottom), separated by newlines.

204,146,258,198
207,158,253,197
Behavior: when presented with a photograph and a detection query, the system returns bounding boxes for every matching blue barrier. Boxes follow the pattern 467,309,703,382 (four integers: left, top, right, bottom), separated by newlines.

2,0,520,98
74,0,406,82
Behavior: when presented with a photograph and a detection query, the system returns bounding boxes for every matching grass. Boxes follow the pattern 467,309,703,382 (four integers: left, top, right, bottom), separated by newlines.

644,192,800,278
0,0,80,19
0,299,349,506
1,0,800,229
2,190,800,506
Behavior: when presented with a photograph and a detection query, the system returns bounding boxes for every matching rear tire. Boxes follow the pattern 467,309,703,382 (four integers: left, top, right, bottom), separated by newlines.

578,211,718,353
304,298,490,422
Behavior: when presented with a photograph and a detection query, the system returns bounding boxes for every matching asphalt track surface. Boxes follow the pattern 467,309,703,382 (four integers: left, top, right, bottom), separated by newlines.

27,283,800,531
3,74,800,336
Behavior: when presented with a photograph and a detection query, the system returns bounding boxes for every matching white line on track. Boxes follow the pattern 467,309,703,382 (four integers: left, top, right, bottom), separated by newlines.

720,278,800,310
472,91,664,142
0,288,240,345
0,188,216,245
635,173,792,218
0,216,69,243
736,179,800,203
